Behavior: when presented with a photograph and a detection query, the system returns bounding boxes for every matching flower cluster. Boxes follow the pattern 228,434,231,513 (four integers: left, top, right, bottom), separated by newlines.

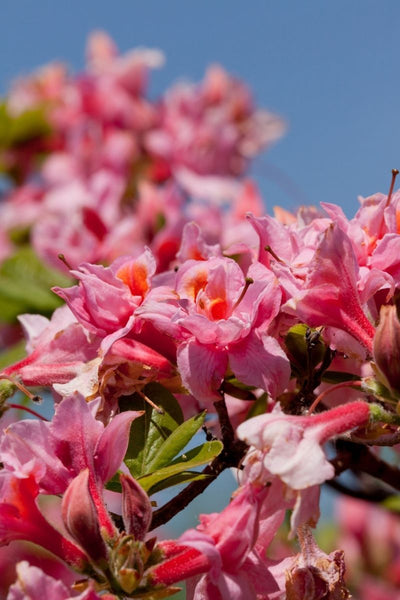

0,33,399,600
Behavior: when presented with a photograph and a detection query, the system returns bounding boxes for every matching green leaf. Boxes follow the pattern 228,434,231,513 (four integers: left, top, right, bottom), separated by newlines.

0,246,72,322
246,392,268,418
137,440,223,493
321,371,361,384
224,377,256,391
145,411,206,473
0,103,51,149
122,383,184,479
105,473,122,493
381,495,400,512
0,340,26,370
285,323,326,376
145,471,210,495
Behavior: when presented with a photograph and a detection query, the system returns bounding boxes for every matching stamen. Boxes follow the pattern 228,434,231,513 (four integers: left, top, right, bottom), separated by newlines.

385,169,399,207
265,245,284,263
58,253,73,270
137,390,164,414
6,376,42,403
232,277,254,311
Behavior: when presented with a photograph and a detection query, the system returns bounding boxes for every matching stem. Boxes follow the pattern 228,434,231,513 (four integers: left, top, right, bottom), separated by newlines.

331,440,400,492
7,403,48,421
325,479,391,503
150,394,248,531
308,380,362,414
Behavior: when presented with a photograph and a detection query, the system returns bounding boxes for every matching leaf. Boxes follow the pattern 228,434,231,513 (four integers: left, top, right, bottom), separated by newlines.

246,392,268,418
145,471,210,495
0,246,72,322
105,475,122,494
137,440,223,493
321,371,362,384
381,495,400,512
285,323,326,376
145,411,206,473
122,383,184,479
0,340,26,370
0,103,51,149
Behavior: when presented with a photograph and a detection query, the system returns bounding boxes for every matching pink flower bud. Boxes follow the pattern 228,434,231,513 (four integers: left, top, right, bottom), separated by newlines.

62,469,108,564
373,305,400,394
120,473,152,541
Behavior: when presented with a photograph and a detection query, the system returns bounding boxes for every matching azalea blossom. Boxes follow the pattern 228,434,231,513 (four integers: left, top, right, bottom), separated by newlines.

138,256,290,404
236,401,371,490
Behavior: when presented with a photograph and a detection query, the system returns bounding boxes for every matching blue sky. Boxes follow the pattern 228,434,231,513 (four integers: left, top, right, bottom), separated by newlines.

1,1,400,216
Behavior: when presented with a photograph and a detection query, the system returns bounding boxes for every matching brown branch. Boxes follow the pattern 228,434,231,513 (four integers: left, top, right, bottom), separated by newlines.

355,448,400,491
331,440,400,493
325,479,392,503
150,394,248,531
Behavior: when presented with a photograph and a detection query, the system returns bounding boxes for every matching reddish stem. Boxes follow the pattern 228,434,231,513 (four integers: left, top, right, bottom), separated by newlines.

308,380,362,414
7,403,48,421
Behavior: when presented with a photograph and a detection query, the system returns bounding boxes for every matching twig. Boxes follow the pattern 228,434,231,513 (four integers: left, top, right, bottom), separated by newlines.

150,394,248,531
325,479,391,503
331,440,400,492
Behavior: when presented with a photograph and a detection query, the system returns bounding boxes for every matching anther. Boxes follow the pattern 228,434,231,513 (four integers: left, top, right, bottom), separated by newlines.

385,169,399,207
58,253,73,270
6,376,42,403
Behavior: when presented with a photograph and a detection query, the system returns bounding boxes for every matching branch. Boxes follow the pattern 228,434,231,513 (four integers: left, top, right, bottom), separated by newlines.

331,440,400,493
150,394,248,531
325,479,392,503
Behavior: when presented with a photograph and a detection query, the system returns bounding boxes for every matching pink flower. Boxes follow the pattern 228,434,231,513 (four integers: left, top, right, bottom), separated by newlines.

285,224,376,354
138,256,290,403
237,401,371,490
7,561,105,600
53,248,156,352
145,64,285,177
1,306,99,389
0,472,87,571
179,484,281,600
0,394,143,496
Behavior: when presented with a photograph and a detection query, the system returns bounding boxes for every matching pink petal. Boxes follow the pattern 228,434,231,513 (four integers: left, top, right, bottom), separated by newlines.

177,339,228,404
7,561,71,600
94,410,144,484
228,332,290,398
287,224,375,353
